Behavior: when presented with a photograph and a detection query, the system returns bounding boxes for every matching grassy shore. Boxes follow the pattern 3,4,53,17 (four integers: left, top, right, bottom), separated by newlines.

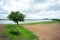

3,24,39,40
21,21,60,25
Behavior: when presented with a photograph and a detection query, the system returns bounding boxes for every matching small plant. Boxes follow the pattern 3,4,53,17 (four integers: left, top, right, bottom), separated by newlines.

10,30,20,35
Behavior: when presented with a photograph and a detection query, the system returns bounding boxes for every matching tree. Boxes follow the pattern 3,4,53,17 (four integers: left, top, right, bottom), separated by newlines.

8,11,25,26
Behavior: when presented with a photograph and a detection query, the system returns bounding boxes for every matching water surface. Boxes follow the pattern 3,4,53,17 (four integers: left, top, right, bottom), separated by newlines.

0,19,51,24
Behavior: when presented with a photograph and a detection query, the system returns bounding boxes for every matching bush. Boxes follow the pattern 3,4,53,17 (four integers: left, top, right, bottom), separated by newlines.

52,19,60,22
10,30,20,36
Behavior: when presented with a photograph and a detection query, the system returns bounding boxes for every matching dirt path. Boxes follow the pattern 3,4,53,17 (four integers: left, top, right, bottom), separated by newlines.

24,24,60,40
0,24,4,40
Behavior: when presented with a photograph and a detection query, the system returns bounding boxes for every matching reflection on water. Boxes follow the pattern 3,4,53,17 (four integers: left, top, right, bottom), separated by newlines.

0,19,51,24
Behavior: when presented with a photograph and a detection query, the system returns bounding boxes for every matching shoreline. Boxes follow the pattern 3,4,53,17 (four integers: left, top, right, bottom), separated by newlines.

0,20,51,24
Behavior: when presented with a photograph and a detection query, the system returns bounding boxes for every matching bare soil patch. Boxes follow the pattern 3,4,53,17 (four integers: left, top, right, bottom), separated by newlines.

24,24,60,40
0,24,4,40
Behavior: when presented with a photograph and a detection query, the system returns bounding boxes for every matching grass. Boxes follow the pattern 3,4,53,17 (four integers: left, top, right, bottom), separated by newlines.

3,24,39,40
22,21,60,25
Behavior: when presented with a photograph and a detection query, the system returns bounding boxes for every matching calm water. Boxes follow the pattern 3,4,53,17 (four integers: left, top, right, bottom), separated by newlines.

0,19,51,24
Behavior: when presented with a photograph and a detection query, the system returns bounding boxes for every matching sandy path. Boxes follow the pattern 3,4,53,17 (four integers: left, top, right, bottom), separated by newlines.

0,24,4,40
24,24,60,40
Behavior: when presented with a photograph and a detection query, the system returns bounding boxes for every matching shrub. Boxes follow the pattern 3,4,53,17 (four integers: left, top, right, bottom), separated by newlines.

10,30,20,36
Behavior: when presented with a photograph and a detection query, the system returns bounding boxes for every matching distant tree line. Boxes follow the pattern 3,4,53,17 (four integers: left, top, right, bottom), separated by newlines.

51,19,60,22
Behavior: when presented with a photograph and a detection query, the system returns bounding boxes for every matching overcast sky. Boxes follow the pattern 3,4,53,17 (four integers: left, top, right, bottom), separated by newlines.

0,0,60,19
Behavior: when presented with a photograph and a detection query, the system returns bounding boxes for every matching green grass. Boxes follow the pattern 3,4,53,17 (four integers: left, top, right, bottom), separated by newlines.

22,21,60,25
3,24,39,40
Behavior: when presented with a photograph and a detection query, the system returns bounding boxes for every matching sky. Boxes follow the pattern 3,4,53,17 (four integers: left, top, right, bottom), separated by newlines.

0,0,60,19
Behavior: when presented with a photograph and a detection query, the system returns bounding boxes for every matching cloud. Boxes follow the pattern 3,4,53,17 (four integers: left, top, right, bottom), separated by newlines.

47,3,60,11
0,0,60,19
0,14,8,19
33,0,46,3
0,7,8,14
0,0,32,12
33,3,49,11
33,0,54,4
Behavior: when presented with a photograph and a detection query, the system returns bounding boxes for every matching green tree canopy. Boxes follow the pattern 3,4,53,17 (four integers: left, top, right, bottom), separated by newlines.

8,11,25,25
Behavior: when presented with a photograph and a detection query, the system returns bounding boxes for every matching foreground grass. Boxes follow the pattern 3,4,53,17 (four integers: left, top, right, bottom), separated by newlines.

4,24,39,40
22,21,60,25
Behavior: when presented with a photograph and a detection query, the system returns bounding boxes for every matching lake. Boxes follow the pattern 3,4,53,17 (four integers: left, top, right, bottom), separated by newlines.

0,19,51,24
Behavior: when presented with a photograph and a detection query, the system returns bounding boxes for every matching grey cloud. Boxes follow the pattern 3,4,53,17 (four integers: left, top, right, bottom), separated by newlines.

47,4,60,11
0,0,60,19
23,9,41,14
15,0,20,2
0,0,8,5
33,0,47,3
0,8,8,14
22,5,41,14
0,0,11,7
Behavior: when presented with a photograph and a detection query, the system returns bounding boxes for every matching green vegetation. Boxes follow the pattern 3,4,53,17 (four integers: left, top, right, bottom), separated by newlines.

51,19,60,22
22,21,60,25
4,24,39,40
7,11,25,26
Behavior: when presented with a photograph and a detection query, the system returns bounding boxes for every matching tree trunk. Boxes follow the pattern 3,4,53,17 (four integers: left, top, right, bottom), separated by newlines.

17,21,18,26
